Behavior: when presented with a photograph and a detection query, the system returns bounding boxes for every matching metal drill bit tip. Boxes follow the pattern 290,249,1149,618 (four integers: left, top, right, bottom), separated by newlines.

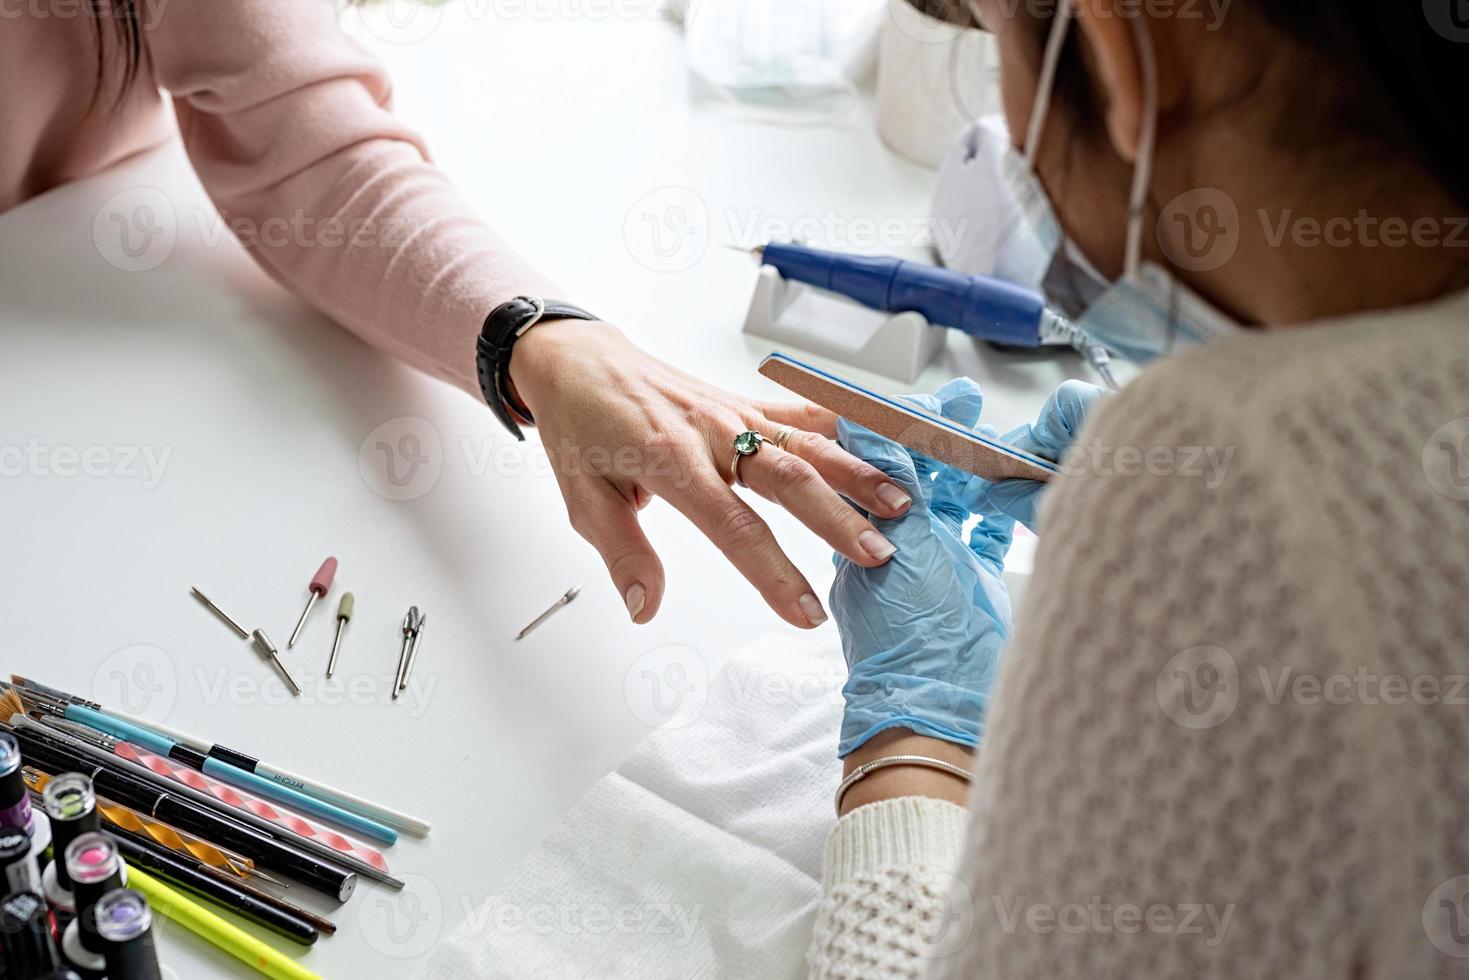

516,587,581,641
393,606,422,700
190,587,250,640
250,629,302,697
399,613,427,692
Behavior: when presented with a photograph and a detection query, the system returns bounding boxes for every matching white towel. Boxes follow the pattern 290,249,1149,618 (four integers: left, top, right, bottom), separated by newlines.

422,629,847,980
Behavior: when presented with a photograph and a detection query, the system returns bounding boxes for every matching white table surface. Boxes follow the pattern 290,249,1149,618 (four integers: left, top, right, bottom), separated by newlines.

0,7,1083,976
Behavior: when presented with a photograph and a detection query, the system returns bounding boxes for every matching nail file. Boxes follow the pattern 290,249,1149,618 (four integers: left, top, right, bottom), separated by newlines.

757,352,1058,483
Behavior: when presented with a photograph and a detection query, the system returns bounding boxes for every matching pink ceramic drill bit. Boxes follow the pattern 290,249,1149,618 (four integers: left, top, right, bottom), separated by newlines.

287,557,336,649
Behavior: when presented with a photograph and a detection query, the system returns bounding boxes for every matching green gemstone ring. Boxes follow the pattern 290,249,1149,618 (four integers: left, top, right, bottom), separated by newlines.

731,430,765,487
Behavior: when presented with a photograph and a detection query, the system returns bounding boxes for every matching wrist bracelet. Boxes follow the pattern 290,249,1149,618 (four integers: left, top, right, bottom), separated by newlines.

834,754,973,815
475,295,598,441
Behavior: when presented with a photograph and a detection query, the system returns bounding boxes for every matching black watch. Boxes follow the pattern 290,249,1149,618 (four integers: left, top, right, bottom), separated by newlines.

475,295,598,440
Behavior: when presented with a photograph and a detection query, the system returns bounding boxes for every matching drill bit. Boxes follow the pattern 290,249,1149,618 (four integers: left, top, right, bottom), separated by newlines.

392,607,420,701
251,629,301,696
288,557,337,649
398,613,426,693
327,592,354,679
190,587,249,640
516,587,581,640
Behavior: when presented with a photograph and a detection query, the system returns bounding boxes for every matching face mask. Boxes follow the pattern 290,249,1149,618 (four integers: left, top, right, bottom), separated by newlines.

998,0,1240,362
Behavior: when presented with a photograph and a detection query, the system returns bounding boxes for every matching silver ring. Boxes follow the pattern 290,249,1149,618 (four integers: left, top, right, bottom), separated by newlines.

731,431,764,487
772,426,797,451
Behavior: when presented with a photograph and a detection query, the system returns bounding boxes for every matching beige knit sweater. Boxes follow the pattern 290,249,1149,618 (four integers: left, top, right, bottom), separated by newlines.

810,289,1469,978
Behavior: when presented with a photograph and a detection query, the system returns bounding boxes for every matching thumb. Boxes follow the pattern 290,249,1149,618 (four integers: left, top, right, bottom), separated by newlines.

565,480,667,623
984,478,1047,534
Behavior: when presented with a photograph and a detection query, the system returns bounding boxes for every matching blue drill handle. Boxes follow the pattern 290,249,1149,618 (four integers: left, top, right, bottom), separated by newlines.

758,240,1045,348
760,241,1045,347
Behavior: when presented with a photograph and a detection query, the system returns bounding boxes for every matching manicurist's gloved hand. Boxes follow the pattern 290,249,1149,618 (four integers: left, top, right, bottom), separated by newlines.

831,379,1015,758
974,379,1105,532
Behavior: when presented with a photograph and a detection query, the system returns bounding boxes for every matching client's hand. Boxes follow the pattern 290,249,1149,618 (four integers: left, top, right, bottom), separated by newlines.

831,379,1014,758
508,321,914,629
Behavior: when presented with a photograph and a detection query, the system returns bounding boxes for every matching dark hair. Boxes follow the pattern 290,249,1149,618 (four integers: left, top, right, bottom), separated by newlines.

90,0,144,112
1034,3,1469,210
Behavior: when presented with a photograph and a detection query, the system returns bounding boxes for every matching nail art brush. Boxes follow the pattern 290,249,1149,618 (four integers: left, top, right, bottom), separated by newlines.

13,714,399,891
5,723,360,900
8,676,432,837
28,769,281,886
288,557,337,648
107,830,321,945
517,586,581,640
189,587,250,640
327,592,353,678
251,629,302,696
104,822,332,936
9,690,398,845
124,831,334,937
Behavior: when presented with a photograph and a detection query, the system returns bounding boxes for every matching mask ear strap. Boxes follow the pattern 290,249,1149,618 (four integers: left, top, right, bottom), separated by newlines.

1123,12,1159,279
1022,0,1075,168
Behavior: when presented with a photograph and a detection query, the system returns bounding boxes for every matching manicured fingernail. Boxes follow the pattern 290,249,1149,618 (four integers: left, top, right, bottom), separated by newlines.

859,530,897,562
876,483,911,512
625,583,646,621
798,593,827,626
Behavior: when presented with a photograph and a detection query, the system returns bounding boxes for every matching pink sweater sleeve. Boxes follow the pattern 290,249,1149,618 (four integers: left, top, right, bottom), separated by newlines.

145,0,558,396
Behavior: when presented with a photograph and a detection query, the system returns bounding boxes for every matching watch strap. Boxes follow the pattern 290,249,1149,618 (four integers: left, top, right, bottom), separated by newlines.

476,296,597,440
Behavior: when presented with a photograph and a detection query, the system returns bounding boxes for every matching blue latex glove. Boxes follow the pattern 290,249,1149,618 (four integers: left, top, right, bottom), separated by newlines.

831,379,1015,757
975,380,1105,532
